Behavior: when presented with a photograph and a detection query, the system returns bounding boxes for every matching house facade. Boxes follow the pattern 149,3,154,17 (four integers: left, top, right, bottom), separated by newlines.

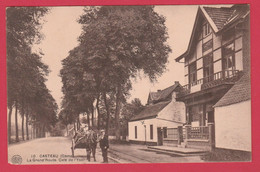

128,82,186,146
214,72,251,152
175,5,250,151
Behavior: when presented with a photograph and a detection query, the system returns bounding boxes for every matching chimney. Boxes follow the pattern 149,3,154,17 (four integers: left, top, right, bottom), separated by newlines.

175,81,179,85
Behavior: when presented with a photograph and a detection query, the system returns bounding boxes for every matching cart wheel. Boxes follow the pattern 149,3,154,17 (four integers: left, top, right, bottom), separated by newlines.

71,139,75,157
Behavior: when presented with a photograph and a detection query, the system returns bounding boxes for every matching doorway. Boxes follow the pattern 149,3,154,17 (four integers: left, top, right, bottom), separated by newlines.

157,127,163,146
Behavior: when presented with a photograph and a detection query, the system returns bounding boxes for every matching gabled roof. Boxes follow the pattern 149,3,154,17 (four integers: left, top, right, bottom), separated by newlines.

175,4,250,62
203,7,233,30
214,72,251,107
204,4,250,31
148,82,180,104
130,101,170,121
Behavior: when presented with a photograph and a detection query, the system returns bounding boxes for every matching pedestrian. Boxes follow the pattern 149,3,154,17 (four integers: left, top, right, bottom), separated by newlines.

99,129,109,163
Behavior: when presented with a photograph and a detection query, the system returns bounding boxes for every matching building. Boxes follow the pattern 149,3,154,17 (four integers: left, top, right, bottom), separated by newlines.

214,72,251,152
175,4,250,151
128,82,186,146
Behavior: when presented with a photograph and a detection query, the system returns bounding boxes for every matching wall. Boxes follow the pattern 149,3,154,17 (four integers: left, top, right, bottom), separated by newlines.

215,100,251,152
157,98,186,123
128,118,182,144
184,17,246,93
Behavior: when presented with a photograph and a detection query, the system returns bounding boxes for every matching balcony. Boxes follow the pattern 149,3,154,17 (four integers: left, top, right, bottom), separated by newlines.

178,70,242,97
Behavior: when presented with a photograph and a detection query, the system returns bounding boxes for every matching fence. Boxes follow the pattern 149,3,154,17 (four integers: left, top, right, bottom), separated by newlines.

165,128,178,140
186,126,209,140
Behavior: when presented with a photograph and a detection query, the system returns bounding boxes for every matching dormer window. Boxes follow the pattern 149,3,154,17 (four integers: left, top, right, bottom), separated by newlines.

203,23,211,37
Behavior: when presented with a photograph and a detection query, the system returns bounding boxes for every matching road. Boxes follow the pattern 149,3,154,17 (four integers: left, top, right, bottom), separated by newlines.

8,137,204,164
8,137,117,164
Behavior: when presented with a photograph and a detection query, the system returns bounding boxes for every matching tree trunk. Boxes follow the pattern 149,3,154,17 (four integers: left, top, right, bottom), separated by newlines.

77,116,80,130
43,125,46,138
39,124,41,138
33,124,36,139
73,122,76,133
39,124,42,138
21,106,25,141
66,125,68,136
103,91,110,133
8,105,13,144
32,124,34,139
87,113,90,127
36,125,38,138
91,105,94,127
15,103,19,142
96,94,101,129
37,125,40,138
115,84,122,140
31,124,33,139
26,108,29,140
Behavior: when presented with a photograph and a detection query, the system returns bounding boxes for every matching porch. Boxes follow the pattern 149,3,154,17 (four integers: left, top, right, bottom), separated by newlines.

178,70,242,97
159,124,215,151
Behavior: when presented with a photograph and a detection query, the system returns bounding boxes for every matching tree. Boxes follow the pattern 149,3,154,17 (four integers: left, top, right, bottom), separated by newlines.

6,7,57,143
78,6,171,139
60,46,97,130
120,98,144,137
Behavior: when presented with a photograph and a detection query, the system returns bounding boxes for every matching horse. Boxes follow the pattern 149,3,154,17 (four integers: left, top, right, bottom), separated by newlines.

71,128,102,161
85,129,99,162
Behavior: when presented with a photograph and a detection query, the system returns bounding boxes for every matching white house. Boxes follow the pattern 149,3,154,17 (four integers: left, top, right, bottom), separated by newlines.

214,72,251,152
128,82,186,145
174,4,251,152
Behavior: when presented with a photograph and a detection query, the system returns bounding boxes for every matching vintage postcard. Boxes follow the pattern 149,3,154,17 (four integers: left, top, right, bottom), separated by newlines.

6,4,251,166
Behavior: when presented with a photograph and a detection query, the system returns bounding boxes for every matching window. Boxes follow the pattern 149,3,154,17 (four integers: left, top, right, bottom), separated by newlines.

189,62,197,84
189,104,203,126
163,127,167,138
135,126,137,139
222,42,235,72
203,39,213,52
203,23,211,37
150,125,153,140
203,54,214,83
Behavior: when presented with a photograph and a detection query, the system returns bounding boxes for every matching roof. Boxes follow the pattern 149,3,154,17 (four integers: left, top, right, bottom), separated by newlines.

175,4,250,62
130,101,170,121
214,72,251,107
148,82,180,104
204,4,250,31
203,7,234,30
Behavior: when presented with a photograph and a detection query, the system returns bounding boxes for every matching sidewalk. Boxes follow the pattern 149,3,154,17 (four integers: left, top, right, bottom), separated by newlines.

147,145,208,156
107,142,205,163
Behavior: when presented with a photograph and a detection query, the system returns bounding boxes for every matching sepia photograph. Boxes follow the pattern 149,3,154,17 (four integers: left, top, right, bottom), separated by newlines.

6,4,251,165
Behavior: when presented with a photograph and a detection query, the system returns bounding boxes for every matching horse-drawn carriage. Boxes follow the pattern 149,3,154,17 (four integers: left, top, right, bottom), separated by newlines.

71,129,99,161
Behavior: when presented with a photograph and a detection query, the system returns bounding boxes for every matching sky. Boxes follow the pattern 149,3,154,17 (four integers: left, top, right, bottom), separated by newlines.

36,5,198,107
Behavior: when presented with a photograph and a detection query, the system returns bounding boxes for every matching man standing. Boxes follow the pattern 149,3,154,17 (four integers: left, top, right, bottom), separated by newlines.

99,129,109,163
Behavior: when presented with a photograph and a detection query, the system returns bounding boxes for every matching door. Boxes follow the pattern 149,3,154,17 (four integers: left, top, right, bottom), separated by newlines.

157,127,163,146
208,110,214,123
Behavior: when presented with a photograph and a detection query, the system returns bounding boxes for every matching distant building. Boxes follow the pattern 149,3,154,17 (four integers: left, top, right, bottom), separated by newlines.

128,82,186,146
175,4,250,152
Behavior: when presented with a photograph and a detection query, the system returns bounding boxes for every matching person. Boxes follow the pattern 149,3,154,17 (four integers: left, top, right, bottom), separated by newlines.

73,123,89,145
99,129,109,163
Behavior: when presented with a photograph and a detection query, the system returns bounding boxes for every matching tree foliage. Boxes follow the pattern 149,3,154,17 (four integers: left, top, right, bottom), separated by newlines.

7,7,57,143
60,6,171,138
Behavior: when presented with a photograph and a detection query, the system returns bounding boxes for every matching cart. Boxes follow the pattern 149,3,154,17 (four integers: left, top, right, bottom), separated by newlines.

71,131,87,157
